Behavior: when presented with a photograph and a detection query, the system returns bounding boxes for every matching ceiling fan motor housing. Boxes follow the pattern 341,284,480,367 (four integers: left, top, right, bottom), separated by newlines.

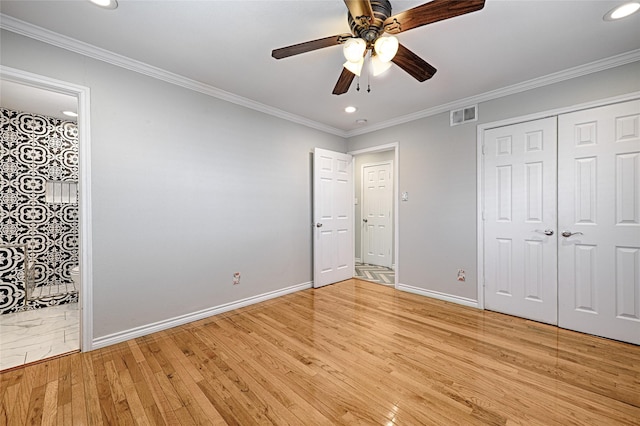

348,0,392,43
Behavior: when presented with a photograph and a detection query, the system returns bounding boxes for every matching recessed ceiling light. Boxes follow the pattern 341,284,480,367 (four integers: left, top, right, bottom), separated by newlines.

345,106,357,113
604,1,640,20
89,0,118,10
62,110,78,117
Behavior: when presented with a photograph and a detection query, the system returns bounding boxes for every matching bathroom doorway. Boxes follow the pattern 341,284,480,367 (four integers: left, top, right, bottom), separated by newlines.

350,143,399,287
0,67,92,370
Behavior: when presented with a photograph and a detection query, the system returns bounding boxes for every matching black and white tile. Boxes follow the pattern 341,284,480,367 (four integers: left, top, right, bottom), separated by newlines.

0,108,79,315
355,262,395,285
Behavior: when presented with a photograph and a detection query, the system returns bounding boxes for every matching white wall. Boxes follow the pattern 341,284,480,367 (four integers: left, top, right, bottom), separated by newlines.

3,27,639,342
1,30,347,341
347,61,640,303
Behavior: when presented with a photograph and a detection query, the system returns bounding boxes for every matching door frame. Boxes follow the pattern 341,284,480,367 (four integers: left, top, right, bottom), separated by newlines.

349,142,399,287
476,91,640,310
1,65,94,351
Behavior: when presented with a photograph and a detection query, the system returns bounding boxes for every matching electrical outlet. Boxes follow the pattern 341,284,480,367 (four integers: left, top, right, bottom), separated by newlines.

457,269,466,282
233,272,241,285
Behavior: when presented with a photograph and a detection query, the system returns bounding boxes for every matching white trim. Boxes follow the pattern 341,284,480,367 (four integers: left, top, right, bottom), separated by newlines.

476,91,640,313
92,281,313,349
3,13,637,139
355,257,362,264
397,283,479,309
0,14,346,138
476,124,485,310
346,50,640,137
348,142,399,288
0,65,94,351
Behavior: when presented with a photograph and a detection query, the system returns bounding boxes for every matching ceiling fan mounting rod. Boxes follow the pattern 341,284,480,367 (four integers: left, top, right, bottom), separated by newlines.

348,0,392,43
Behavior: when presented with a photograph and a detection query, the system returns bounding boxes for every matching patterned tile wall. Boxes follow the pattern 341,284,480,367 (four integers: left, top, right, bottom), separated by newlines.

0,108,79,314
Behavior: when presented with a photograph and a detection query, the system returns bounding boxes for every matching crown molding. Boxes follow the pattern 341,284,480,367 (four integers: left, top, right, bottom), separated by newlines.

2,13,638,140
346,48,640,137
0,14,348,138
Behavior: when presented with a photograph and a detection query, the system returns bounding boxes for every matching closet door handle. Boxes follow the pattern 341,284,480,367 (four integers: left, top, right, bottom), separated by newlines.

561,231,583,238
363,219,368,223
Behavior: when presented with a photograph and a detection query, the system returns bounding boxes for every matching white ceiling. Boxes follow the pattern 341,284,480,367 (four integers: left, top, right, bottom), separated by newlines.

1,0,639,135
0,79,78,120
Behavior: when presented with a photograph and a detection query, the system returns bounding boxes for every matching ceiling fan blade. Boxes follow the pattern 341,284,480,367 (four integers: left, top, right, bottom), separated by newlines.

332,68,356,95
344,0,374,26
384,0,485,34
272,34,352,59
391,43,437,82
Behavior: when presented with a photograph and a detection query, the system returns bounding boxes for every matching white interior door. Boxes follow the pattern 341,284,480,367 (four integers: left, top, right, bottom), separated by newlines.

483,117,558,325
362,162,393,268
313,148,354,288
558,100,640,345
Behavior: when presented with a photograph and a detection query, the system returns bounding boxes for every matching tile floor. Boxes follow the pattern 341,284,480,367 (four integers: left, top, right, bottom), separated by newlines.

0,302,79,371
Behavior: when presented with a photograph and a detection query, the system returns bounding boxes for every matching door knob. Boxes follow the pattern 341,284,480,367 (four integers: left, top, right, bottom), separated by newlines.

363,219,368,223
543,229,554,236
561,231,583,238
316,223,323,228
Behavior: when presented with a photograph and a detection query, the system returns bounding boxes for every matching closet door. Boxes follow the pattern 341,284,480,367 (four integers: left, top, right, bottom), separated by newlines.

483,117,558,324
558,100,640,345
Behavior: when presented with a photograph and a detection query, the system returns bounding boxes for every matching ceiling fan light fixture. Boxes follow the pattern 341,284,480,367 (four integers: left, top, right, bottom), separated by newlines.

343,59,364,77
343,38,367,63
604,1,640,20
374,36,399,63
372,55,393,76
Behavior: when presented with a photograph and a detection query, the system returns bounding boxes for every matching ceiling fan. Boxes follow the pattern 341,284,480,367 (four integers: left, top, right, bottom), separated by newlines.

272,0,485,95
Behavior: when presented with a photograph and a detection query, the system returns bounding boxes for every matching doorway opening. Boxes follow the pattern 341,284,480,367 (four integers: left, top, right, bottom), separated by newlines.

0,66,92,370
350,143,399,287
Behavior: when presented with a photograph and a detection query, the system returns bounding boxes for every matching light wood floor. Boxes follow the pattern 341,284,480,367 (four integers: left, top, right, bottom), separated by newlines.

1,279,639,425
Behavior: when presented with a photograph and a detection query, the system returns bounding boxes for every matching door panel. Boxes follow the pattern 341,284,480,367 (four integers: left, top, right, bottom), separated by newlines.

558,99,640,344
313,148,353,288
483,117,558,324
362,162,393,267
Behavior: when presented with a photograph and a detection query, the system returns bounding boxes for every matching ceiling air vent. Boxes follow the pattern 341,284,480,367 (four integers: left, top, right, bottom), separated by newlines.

450,105,478,126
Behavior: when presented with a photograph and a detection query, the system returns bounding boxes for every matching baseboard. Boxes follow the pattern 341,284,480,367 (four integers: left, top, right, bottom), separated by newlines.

397,283,479,309
92,281,313,349
355,257,362,264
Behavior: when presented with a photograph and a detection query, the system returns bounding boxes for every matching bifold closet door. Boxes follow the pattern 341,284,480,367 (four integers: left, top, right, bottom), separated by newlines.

558,99,640,345
483,117,559,325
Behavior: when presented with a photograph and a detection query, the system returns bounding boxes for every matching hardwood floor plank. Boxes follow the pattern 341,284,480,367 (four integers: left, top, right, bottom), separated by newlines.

2,279,639,425
80,352,104,425
41,380,58,426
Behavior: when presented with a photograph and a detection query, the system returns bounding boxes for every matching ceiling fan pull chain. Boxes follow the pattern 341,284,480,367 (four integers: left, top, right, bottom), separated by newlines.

367,53,372,93
356,76,360,92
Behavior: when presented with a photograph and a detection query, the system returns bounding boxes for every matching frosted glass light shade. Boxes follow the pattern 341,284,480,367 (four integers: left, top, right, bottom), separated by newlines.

343,38,367,63
343,59,364,77
372,55,392,76
374,36,399,63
